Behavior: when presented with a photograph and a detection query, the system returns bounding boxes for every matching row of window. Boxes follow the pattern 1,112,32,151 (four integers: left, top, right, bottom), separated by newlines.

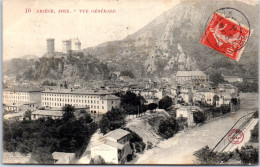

4,92,29,96
3,96,29,100
42,102,105,110
42,93,100,99
43,98,105,104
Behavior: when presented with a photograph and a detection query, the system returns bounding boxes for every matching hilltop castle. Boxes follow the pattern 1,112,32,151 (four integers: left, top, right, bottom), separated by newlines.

46,38,82,58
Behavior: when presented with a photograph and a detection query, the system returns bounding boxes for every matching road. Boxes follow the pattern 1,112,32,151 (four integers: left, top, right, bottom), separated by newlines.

135,93,258,165
224,118,258,152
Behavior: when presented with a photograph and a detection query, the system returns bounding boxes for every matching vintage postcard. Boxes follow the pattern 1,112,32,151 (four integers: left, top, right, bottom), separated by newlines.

2,0,259,165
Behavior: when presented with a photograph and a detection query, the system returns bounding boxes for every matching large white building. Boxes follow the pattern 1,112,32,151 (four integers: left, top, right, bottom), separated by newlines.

176,71,209,84
3,87,43,107
41,89,120,114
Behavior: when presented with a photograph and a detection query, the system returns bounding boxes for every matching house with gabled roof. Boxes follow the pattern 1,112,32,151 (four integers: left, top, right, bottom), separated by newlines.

90,129,132,164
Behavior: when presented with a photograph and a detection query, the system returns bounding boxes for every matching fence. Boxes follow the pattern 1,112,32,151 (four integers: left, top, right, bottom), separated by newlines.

211,111,255,152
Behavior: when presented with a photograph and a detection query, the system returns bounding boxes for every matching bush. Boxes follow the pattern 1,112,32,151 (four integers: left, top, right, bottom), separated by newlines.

221,105,230,115
193,111,206,124
194,145,234,164
90,155,106,164
126,128,146,153
237,146,258,165
148,103,158,111
100,107,126,134
249,123,258,143
159,96,173,110
158,117,179,139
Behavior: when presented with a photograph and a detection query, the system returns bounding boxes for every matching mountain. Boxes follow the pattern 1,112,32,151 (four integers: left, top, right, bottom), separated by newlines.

8,0,258,83
83,0,258,78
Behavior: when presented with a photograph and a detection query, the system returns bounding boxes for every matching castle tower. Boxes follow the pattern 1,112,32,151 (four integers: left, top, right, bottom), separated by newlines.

47,38,55,53
74,37,81,51
62,40,71,54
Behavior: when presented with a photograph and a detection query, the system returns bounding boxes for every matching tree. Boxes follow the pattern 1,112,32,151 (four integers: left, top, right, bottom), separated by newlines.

231,98,238,105
24,110,32,121
148,103,158,111
249,123,258,143
62,104,75,121
158,117,179,139
3,112,97,164
158,96,173,110
84,113,93,123
99,107,126,134
237,146,258,165
90,155,106,164
121,91,146,115
193,111,206,124
209,72,225,86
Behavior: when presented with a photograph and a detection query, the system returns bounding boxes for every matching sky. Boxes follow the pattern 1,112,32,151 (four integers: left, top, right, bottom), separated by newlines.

3,0,182,60
3,0,257,61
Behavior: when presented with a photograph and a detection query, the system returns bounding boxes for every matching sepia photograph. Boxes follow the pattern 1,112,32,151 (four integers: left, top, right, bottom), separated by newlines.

2,0,259,165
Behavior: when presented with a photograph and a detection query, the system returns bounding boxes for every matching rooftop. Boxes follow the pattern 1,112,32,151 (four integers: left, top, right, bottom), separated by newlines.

104,129,130,141
197,88,213,92
32,110,63,117
104,140,124,150
176,71,207,77
178,106,203,112
222,75,243,78
42,89,113,95
218,83,237,88
100,95,120,100
4,87,44,92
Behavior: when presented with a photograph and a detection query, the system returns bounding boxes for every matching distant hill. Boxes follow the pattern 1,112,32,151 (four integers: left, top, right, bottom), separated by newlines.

3,58,36,76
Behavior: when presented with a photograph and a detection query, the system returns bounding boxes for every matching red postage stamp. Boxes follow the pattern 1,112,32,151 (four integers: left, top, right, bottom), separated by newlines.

227,129,244,144
201,10,250,61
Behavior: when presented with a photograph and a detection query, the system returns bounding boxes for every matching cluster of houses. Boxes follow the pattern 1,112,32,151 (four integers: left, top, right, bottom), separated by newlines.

3,70,240,124
2,70,242,164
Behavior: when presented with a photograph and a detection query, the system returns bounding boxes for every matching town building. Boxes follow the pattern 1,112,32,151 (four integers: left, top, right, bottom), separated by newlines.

217,84,239,96
176,84,193,103
3,87,43,107
213,93,232,107
175,71,209,84
41,89,120,114
195,88,215,105
31,110,63,120
90,129,132,164
222,75,243,83
3,101,38,112
52,152,76,164
176,106,203,126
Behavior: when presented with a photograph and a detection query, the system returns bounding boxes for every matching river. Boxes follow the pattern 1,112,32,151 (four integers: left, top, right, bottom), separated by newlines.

135,93,258,164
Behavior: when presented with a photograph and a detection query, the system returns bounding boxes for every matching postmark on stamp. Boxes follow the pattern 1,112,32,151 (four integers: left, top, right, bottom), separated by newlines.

201,7,251,61
228,129,244,144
